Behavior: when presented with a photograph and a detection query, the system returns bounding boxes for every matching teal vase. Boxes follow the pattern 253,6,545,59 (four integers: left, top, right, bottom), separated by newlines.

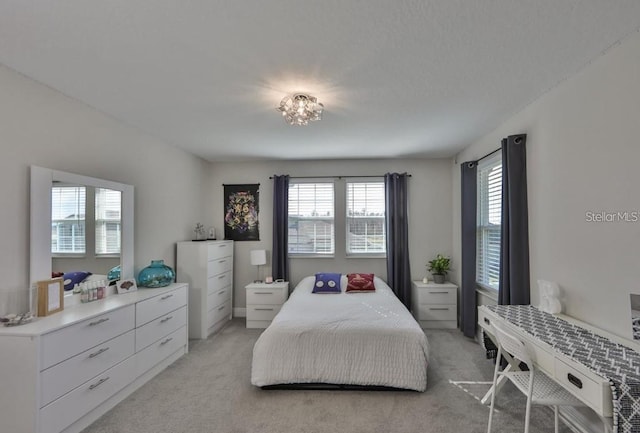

137,260,175,288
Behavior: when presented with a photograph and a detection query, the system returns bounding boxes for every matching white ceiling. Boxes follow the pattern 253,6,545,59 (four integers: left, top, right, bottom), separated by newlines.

1,1,640,162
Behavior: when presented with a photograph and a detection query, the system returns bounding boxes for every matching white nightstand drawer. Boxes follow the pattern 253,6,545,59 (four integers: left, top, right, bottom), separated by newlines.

40,330,135,407
247,304,282,321
207,271,231,295
207,241,232,260
136,286,187,327
416,304,456,321
41,305,135,370
208,257,233,276
135,306,187,352
415,288,456,305
247,288,287,305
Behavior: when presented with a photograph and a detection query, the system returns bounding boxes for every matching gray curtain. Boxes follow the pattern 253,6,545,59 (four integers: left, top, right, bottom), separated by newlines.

498,134,530,305
272,175,289,282
384,173,411,307
460,162,478,338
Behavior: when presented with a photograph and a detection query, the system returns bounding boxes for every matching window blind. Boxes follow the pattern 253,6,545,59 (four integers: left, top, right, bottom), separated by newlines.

346,181,386,254
95,188,122,255
476,154,502,289
288,182,335,255
51,186,86,254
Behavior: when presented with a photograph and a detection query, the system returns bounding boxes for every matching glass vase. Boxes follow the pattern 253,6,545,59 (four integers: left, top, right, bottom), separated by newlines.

137,260,175,288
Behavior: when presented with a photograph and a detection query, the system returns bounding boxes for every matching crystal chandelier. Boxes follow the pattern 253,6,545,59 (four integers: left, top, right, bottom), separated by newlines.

276,93,324,126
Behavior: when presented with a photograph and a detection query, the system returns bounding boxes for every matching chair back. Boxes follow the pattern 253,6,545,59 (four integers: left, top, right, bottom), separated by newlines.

492,322,534,370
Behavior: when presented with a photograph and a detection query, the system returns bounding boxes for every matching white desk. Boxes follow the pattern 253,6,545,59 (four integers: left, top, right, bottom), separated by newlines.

478,305,620,432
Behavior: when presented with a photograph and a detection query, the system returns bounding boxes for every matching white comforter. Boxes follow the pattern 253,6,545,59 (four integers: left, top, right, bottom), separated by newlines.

251,275,430,391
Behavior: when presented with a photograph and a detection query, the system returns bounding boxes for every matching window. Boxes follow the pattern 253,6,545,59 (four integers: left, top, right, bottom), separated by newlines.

346,181,386,254
95,188,122,255
51,186,86,254
476,154,502,290
288,182,335,255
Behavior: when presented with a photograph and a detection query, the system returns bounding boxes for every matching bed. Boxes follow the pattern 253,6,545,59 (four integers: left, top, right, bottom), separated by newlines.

251,275,430,391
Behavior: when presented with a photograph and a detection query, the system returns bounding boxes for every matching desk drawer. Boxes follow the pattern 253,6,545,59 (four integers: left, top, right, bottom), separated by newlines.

136,306,187,352
207,271,231,295
136,286,187,327
415,288,456,305
40,354,137,433
247,304,282,321
40,330,135,407
207,242,232,260
554,358,602,414
416,304,456,321
41,305,135,369
246,288,287,305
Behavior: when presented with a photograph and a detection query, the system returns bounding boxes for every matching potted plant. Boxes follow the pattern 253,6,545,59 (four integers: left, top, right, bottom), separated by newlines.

427,254,450,284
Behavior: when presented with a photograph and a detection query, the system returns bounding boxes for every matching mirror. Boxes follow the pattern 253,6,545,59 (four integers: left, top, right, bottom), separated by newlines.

30,166,134,290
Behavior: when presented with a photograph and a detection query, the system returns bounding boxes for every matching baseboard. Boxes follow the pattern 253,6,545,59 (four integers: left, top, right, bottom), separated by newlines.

234,307,246,318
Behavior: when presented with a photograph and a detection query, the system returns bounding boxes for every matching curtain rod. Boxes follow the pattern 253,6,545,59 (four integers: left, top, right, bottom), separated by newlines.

268,174,411,180
475,148,500,163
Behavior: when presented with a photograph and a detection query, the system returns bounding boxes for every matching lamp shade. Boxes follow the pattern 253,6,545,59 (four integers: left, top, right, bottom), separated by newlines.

250,250,267,266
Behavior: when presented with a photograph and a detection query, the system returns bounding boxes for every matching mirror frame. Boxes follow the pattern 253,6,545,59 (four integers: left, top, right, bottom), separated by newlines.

30,166,134,285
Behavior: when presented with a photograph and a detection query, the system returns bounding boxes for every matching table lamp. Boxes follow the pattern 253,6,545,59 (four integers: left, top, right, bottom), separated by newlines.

250,250,267,283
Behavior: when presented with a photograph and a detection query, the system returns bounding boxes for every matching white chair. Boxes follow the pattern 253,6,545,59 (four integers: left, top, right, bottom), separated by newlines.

487,322,584,433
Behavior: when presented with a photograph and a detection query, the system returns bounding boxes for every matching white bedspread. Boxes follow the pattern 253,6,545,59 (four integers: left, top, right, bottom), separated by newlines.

251,275,430,391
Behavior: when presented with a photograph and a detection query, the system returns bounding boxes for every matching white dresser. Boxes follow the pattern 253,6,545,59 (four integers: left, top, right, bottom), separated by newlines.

0,283,188,433
411,281,458,329
245,281,289,328
176,240,234,339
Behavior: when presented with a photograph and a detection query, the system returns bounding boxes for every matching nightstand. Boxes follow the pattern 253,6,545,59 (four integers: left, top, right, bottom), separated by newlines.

411,281,458,329
245,281,289,328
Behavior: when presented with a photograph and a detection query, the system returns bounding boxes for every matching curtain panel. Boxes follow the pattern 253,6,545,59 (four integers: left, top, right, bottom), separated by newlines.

460,162,478,338
272,175,290,282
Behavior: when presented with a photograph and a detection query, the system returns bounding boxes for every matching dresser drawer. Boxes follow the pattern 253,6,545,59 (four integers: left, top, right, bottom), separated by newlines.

247,304,282,321
207,241,233,260
247,288,287,305
40,354,137,433
136,326,187,375
40,329,134,408
207,271,231,295
41,305,135,370
414,288,456,305
554,357,603,414
208,300,231,328
136,286,187,327
136,306,187,352
207,257,232,276
415,304,456,321
208,287,232,309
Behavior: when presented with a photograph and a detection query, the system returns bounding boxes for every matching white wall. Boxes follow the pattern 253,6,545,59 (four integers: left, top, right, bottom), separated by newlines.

0,65,210,315
209,159,452,310
452,30,640,340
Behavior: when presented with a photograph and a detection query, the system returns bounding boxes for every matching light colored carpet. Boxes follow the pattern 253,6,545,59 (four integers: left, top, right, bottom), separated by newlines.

82,319,574,433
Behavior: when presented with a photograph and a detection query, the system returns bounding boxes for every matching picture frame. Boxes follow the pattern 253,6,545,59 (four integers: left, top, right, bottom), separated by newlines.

223,183,260,241
116,278,138,294
37,278,64,316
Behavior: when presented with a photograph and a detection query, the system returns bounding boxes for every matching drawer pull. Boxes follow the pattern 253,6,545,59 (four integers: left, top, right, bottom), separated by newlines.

160,294,174,300
567,373,583,389
89,377,110,390
88,317,110,326
218,260,226,264
255,308,274,311
218,244,226,248
254,292,273,295
429,291,449,294
484,317,491,325
218,305,226,311
218,275,226,279
429,307,450,311
160,315,173,323
88,347,110,359
160,337,173,346
218,290,226,295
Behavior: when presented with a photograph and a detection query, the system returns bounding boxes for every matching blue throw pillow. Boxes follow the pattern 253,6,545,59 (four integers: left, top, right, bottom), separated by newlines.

312,273,342,294
62,271,92,291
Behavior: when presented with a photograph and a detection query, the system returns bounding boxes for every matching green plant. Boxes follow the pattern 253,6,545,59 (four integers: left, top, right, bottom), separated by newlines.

427,254,451,275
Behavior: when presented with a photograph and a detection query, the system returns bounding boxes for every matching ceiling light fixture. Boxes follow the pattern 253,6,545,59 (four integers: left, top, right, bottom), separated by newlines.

276,93,324,126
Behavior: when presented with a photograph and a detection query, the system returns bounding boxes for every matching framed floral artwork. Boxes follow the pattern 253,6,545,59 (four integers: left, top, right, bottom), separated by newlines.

223,184,260,241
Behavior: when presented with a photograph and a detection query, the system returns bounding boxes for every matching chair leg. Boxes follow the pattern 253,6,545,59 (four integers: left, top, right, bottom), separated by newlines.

554,406,559,433
524,397,532,433
487,351,502,433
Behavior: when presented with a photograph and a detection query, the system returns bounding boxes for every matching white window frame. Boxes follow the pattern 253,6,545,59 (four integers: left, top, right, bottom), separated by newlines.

287,180,335,257
95,188,122,256
345,180,386,257
476,153,502,291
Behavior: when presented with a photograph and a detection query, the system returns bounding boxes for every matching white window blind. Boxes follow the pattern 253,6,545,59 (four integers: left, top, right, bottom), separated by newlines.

346,181,386,254
288,182,335,255
95,188,122,255
51,186,86,254
476,154,502,290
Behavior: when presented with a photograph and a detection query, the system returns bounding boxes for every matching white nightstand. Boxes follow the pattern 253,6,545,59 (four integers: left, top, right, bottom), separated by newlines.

245,281,289,328
411,281,458,329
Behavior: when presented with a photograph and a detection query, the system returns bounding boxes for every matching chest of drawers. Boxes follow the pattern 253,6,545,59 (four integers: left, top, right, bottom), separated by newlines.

177,240,234,339
0,283,188,433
